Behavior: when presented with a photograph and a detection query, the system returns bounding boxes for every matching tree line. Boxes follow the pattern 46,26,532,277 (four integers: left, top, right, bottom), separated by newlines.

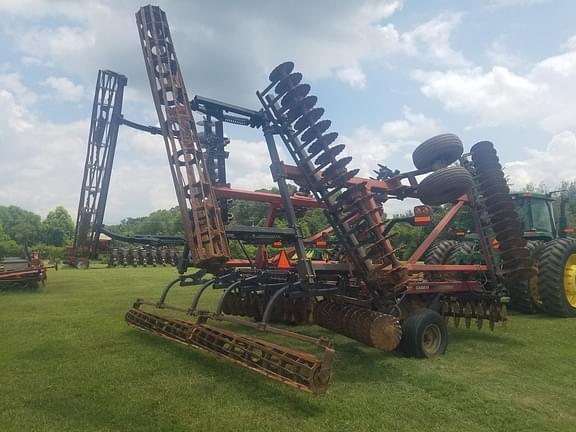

3,180,576,261
0,205,74,260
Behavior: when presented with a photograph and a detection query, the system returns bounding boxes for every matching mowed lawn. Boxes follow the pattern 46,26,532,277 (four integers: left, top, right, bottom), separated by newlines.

1,266,575,432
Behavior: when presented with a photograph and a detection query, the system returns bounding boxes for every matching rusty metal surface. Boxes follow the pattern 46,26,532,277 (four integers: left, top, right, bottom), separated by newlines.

73,70,127,260
470,141,535,281
126,306,333,394
136,5,229,270
314,300,402,351
257,62,407,306
440,297,507,331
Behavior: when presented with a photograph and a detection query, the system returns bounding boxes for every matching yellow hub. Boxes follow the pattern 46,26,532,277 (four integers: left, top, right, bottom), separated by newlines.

563,254,576,308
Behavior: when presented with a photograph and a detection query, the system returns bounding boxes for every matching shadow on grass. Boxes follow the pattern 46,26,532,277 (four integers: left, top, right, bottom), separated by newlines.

448,328,525,347
126,330,324,418
0,281,41,293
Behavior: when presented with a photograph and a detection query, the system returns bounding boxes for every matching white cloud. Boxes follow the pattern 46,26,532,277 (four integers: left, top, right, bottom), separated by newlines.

483,0,550,9
0,83,87,218
342,107,442,176
413,66,542,128
0,0,466,100
43,76,84,102
0,73,38,106
337,66,367,89
505,131,576,188
16,26,96,69
413,34,576,132
401,12,469,67
487,37,522,68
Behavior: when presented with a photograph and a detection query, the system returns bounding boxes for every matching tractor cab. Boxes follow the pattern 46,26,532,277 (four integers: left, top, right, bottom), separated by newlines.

510,192,557,241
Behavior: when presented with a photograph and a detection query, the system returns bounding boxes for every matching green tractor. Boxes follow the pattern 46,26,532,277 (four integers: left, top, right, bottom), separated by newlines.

507,192,576,316
424,191,576,317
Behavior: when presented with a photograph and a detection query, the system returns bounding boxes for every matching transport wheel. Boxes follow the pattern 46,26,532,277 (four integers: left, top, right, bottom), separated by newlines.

399,309,448,358
537,238,576,317
424,240,459,264
507,240,545,314
412,133,463,171
417,166,473,206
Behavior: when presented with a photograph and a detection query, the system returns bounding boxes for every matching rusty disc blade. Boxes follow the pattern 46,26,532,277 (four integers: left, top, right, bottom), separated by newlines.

302,119,332,144
501,247,531,261
294,107,324,134
286,96,318,123
315,144,345,166
324,157,353,178
275,72,302,96
499,237,526,251
281,83,311,107
470,140,496,154
307,132,339,156
269,61,295,83
493,219,522,234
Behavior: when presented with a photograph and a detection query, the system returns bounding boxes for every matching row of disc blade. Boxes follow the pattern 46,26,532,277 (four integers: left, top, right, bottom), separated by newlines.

265,62,407,299
470,141,535,281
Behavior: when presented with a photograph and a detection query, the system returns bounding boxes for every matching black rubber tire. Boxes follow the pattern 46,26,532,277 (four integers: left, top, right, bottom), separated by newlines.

417,166,473,206
412,133,464,171
507,240,546,314
445,241,477,265
424,240,460,264
537,238,576,317
399,309,448,358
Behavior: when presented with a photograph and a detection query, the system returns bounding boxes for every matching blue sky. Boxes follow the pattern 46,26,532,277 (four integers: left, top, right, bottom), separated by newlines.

1,0,575,222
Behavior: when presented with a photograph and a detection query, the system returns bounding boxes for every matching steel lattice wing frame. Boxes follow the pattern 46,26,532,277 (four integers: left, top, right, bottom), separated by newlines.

73,70,127,258
136,5,230,269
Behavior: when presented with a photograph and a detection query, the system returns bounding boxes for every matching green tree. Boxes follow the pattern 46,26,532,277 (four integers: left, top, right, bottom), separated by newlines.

0,205,42,245
42,206,74,246
0,224,20,258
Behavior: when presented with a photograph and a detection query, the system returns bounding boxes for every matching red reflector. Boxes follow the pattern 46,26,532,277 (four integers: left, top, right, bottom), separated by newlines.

272,241,283,248
316,239,328,248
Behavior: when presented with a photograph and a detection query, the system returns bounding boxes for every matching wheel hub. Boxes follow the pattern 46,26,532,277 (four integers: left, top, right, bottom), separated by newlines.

563,254,576,307
422,323,442,355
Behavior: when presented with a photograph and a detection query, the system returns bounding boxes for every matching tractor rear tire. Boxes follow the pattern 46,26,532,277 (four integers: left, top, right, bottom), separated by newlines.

507,240,545,314
424,240,459,264
399,309,448,358
412,134,464,171
537,238,576,317
445,241,477,265
417,166,473,206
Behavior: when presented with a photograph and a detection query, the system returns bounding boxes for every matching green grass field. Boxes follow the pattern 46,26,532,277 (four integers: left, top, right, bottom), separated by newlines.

1,266,575,432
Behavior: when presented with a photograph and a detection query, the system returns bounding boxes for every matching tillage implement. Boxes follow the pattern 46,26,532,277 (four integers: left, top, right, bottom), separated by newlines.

86,5,535,394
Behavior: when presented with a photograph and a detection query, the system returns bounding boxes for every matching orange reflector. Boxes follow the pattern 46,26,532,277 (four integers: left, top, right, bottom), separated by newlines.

316,239,328,248
277,249,292,269
272,241,283,248
413,216,432,225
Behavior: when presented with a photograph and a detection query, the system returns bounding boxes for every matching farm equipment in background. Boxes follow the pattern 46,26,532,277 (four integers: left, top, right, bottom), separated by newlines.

508,192,576,316
65,70,127,268
0,251,54,291
121,5,534,394
65,69,183,268
424,190,576,317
